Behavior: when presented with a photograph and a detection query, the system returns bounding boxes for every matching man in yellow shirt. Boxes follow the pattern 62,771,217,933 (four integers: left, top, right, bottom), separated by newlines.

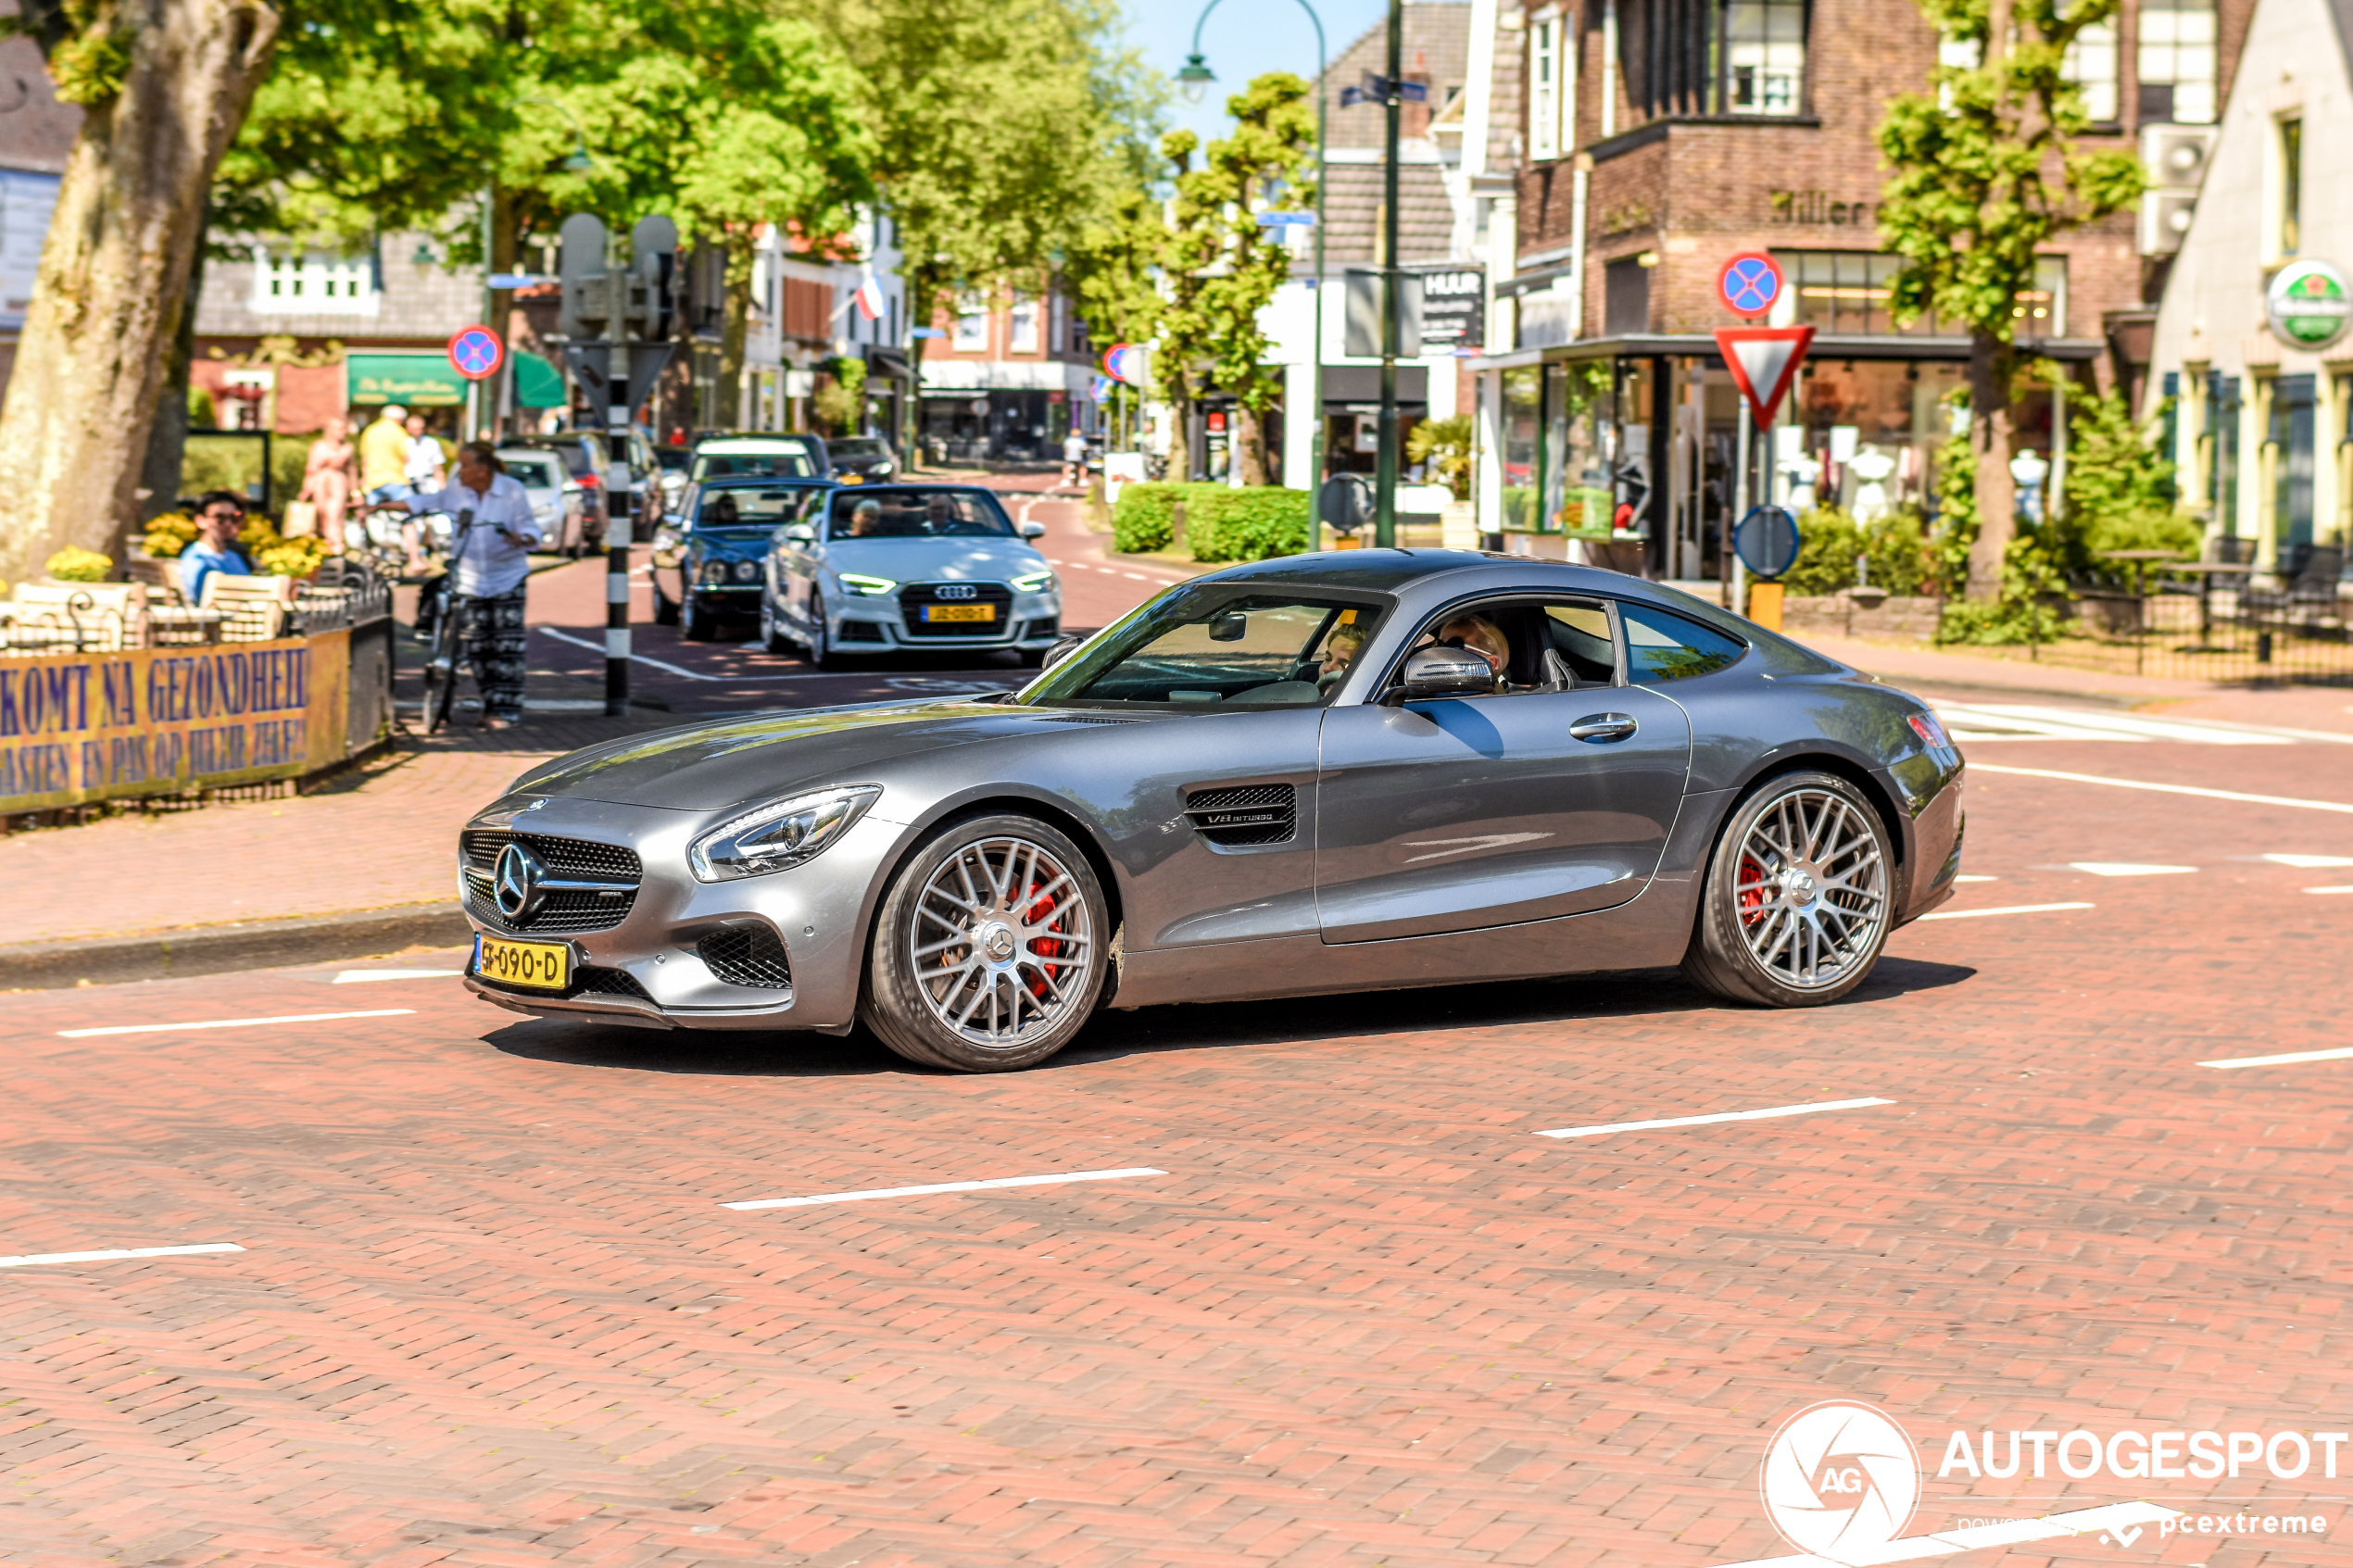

358,405,412,501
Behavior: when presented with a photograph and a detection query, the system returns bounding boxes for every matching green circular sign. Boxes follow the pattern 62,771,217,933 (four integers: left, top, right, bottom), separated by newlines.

2266,260,2350,350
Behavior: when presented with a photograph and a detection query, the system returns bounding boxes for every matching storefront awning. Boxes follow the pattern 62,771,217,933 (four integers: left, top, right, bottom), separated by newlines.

347,352,465,408
512,349,564,408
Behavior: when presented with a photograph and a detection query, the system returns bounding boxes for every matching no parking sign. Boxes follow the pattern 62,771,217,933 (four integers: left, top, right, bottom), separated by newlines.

447,326,505,382
1717,253,1785,320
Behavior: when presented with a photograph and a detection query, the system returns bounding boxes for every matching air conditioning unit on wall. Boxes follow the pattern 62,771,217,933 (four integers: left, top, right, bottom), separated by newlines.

2140,191,2199,256
2142,124,2218,189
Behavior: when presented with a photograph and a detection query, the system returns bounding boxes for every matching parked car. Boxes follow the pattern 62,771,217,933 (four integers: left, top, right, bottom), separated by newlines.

825,435,899,483
652,476,835,641
457,549,1968,1071
689,433,830,483
494,446,590,554
653,443,691,518
760,483,1059,669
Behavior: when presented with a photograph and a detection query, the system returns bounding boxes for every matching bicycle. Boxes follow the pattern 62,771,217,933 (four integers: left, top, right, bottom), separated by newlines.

419,508,478,735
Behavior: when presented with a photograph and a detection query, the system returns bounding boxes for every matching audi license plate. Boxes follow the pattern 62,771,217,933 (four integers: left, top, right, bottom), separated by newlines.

922,604,995,623
472,935,571,991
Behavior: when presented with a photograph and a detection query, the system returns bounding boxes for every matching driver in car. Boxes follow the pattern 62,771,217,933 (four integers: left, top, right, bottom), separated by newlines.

1417,612,1511,692
846,499,884,537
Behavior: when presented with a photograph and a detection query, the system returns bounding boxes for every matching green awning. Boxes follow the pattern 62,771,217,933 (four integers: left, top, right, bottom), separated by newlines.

513,349,564,408
347,352,465,408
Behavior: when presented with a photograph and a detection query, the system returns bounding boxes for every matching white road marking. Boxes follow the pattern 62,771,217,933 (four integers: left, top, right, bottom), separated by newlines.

1122,571,1149,581
1533,1098,1893,1140
1937,703,2293,746
2201,1045,2353,1069
2306,884,2353,895
59,1010,414,1038
333,970,461,984
535,626,838,683
1715,1500,2179,1568
2068,861,2196,877
1970,764,2353,815
0,1244,245,1269
1916,901,2095,921
724,1166,1167,1210
1953,874,1999,883
2264,853,2353,868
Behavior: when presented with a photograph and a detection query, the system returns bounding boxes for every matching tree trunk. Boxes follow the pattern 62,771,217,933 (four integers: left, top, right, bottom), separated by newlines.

136,224,207,525
1235,404,1267,485
0,0,279,585
716,233,754,429
1965,332,2018,603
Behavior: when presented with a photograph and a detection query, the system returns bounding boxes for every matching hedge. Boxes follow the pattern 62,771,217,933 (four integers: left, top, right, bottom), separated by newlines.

1111,483,1182,553
1185,485,1313,562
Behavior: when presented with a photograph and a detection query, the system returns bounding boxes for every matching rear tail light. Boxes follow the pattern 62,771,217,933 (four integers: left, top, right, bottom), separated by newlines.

1907,711,1953,750
577,471,602,488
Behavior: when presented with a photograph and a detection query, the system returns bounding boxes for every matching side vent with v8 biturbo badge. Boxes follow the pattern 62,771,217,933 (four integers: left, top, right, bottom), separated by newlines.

1182,783,1297,847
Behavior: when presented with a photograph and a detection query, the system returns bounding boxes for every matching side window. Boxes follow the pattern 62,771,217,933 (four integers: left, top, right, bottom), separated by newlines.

1403,597,1617,694
1620,604,1747,684
1542,603,1617,685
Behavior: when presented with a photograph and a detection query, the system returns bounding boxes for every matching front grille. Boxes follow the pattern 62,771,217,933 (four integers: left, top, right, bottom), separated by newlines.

573,965,652,999
1017,617,1060,640
1183,783,1297,847
900,581,1013,638
460,830,643,935
698,927,794,990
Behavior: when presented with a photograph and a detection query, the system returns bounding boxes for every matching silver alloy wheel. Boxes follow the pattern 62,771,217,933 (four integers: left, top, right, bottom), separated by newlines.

909,834,1095,1047
1732,786,1889,991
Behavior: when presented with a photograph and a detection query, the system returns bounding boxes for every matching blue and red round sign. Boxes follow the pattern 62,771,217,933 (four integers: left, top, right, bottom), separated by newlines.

447,325,505,382
1717,253,1785,319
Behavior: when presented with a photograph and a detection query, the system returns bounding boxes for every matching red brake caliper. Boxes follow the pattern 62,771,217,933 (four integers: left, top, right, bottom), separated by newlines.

1736,855,1768,926
1024,871,1061,997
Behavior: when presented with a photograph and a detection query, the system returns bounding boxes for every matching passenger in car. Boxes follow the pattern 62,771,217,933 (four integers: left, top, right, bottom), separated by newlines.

846,499,884,537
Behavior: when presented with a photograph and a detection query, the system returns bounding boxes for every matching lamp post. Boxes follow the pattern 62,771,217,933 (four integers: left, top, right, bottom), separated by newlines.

1178,0,1327,528
1374,0,1401,548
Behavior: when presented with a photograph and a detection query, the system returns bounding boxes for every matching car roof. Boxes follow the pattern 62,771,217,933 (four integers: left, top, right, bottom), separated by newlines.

695,474,836,490
697,434,821,451
1201,547,1706,603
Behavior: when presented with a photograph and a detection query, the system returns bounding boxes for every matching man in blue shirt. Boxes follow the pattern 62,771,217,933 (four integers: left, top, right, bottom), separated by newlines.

178,492,255,606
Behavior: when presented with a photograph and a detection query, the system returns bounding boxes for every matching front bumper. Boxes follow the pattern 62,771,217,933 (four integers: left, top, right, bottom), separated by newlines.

459,796,907,1033
831,588,1063,649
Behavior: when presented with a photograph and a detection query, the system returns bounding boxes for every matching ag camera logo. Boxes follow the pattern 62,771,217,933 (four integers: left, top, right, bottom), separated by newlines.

1759,1400,1921,1558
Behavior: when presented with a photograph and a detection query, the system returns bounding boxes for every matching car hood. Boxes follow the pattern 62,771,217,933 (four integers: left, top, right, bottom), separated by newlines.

507,698,1078,809
824,535,1046,581
687,526,776,560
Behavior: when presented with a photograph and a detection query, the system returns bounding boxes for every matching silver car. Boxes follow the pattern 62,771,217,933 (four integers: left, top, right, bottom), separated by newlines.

493,447,586,553
459,551,1968,1073
757,483,1062,668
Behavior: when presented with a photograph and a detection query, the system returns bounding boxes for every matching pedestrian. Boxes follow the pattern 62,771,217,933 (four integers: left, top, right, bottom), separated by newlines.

404,412,447,493
1061,426,1088,490
178,491,255,607
403,442,544,729
296,416,358,549
359,405,411,502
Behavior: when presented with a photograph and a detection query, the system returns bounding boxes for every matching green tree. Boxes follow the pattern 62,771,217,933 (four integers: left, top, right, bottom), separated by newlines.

1875,0,2143,602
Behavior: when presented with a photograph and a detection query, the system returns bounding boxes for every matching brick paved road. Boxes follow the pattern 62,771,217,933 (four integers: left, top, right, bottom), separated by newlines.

2,723,2348,1566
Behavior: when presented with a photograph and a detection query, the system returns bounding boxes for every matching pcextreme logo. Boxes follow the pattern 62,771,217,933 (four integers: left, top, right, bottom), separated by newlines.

1759,1400,1921,1558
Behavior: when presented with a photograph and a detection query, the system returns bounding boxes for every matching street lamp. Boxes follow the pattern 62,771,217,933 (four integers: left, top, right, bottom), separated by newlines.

1184,0,1327,532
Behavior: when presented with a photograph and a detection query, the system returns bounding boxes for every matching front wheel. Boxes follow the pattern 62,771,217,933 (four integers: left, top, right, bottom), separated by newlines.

1682,771,1894,1008
805,591,840,671
681,594,714,642
862,815,1110,1072
760,594,795,655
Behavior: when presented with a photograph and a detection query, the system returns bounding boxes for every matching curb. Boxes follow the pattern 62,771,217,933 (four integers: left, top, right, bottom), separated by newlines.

2,903,472,992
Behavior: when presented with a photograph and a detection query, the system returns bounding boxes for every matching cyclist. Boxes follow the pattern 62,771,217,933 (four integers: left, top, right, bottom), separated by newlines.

403,442,543,729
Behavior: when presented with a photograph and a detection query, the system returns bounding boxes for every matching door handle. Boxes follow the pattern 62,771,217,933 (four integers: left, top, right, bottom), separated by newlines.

1569,712,1638,743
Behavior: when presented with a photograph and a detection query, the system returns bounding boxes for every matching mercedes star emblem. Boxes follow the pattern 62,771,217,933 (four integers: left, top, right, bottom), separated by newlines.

493,842,546,923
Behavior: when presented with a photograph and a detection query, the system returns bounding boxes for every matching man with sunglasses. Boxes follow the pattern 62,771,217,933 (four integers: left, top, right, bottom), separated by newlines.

178,491,256,607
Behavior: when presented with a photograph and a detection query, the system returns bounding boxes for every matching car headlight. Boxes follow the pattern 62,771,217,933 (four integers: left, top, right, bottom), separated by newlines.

688,785,883,883
701,559,729,583
838,572,898,596
1011,569,1056,594
732,558,759,583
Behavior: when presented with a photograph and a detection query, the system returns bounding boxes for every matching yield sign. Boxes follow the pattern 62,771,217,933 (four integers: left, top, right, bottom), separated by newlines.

1714,325,1815,429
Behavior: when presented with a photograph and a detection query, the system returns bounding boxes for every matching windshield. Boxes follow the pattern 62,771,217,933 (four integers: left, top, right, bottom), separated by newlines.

693,486,821,530
831,439,887,459
1020,588,1388,709
498,455,564,490
691,443,819,481
826,487,1013,539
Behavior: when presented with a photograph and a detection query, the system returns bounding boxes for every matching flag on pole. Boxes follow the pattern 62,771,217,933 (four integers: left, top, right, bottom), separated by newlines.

853,278,884,321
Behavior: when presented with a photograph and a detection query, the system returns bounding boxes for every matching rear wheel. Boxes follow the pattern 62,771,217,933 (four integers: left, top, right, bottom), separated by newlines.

1682,771,1894,1008
862,815,1109,1072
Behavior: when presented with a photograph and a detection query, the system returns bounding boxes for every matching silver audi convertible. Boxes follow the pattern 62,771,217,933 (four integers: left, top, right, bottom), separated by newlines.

460,551,1966,1072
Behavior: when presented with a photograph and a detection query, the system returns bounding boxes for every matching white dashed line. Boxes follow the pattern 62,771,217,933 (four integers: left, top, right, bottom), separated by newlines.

724,1167,1167,1210
2306,884,2353,895
333,970,462,983
2069,862,2196,877
2265,853,2353,868
1915,902,2095,921
2201,1045,2353,1069
0,1244,245,1269
1971,764,2353,815
58,1010,414,1038
1533,1098,1894,1140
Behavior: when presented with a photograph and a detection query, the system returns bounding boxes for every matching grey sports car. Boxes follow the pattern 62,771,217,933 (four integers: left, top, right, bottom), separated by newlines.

459,551,1965,1072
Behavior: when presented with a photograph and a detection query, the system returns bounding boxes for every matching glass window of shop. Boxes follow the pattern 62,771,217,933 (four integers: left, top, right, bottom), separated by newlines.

1547,361,1622,534
2207,373,2241,542
1778,253,2069,336
1782,360,1968,523
1502,367,1540,531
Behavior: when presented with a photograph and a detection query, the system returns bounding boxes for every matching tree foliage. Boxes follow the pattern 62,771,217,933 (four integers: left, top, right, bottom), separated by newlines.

1875,0,2143,601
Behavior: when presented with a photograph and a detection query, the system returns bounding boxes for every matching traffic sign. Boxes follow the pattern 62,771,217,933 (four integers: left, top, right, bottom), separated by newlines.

1717,252,1784,318
447,326,505,382
1714,325,1815,430
1101,343,1146,385
1733,505,1803,579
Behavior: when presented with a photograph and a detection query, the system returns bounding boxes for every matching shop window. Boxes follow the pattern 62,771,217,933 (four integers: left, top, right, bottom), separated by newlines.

2061,18,2119,123
248,249,378,316
952,294,988,352
1778,252,2065,336
2137,0,2217,125
1720,0,1806,116
1502,366,1540,530
1010,293,1039,354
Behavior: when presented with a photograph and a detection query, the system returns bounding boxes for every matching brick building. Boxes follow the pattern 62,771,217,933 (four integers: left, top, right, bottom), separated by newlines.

917,287,1099,463
1468,0,2256,581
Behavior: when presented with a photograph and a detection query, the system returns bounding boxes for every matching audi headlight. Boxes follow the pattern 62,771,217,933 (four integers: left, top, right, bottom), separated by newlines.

732,558,759,583
701,559,729,583
689,785,883,883
838,572,898,596
1011,569,1057,594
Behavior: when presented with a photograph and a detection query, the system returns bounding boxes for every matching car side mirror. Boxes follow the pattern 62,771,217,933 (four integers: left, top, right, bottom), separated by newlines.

1018,521,1047,540
1384,645,1495,704
1040,633,1086,671
782,525,816,545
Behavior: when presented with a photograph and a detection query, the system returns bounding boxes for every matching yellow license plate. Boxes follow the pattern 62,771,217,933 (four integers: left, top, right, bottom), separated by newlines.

472,935,572,991
923,604,995,623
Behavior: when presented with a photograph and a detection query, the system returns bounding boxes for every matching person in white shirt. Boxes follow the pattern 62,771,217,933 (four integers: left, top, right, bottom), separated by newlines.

1061,427,1088,490
405,443,545,729
404,414,447,490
